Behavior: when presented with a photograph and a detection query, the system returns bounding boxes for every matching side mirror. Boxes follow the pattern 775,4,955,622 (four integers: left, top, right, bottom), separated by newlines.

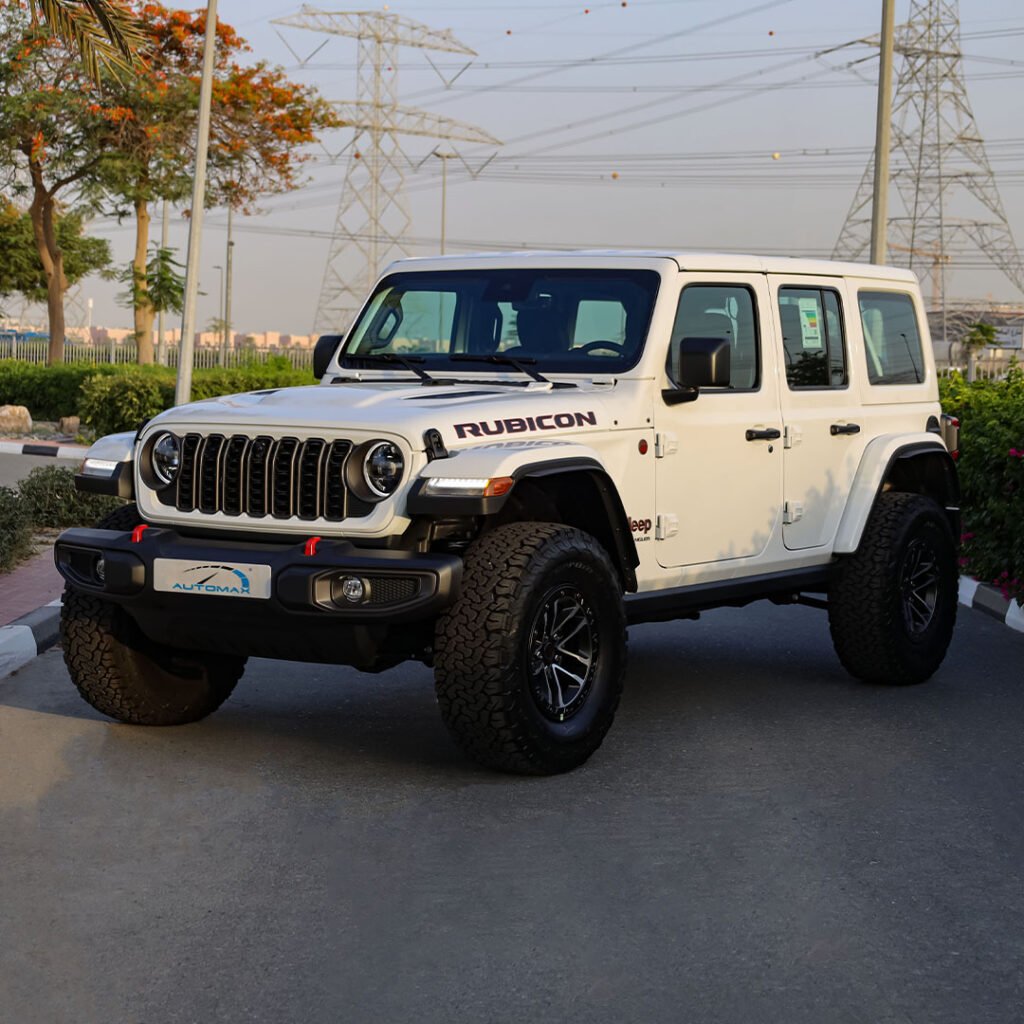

313,334,345,380
664,336,731,405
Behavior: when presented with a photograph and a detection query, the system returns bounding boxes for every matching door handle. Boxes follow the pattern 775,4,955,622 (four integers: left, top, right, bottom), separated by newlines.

745,427,781,442
830,423,861,436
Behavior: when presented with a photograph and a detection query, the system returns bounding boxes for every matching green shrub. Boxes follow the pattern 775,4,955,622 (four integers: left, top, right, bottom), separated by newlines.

79,370,175,437
940,367,1024,600
0,359,314,430
0,486,32,573
17,465,120,529
0,360,122,420
78,364,313,435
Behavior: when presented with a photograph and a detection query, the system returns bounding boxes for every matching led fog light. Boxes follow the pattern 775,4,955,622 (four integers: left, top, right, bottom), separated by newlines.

334,575,367,604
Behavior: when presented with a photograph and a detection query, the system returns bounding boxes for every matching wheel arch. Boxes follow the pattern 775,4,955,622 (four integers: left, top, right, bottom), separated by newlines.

833,435,960,554
498,462,640,592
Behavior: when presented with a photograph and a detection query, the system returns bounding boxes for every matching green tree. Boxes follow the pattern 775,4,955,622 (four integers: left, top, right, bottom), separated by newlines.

25,0,147,81
964,320,997,382
117,242,184,320
0,8,128,362
99,4,338,362
0,198,111,308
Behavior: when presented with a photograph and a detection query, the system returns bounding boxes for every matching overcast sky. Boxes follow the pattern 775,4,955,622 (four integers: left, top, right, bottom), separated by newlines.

77,0,1024,335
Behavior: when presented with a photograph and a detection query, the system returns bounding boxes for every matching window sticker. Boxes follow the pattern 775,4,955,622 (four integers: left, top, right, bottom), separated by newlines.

798,297,823,349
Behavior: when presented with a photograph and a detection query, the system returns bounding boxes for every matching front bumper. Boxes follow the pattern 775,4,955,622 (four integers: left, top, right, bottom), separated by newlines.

54,527,462,667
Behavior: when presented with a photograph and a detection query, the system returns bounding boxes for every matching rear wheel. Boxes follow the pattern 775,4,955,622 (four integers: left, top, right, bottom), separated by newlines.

434,522,627,775
829,492,957,685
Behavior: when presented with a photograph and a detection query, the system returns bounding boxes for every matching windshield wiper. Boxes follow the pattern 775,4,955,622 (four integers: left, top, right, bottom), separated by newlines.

450,353,549,384
341,352,442,386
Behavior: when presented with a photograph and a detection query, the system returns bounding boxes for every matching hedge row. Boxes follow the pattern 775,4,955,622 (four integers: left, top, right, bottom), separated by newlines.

0,466,120,573
939,368,1024,602
0,358,314,432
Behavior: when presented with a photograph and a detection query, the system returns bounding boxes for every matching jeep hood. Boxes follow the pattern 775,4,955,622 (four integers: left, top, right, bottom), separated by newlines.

146,380,629,449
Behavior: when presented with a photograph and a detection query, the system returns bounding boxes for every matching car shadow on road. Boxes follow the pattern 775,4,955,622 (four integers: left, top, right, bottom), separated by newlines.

0,606,885,784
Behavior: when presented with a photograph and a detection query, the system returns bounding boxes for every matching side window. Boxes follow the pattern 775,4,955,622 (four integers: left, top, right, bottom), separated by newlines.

778,287,848,389
671,285,759,390
858,291,925,385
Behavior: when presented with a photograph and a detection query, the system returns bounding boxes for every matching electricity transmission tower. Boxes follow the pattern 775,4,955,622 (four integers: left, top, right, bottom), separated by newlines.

273,6,501,334
834,0,1024,318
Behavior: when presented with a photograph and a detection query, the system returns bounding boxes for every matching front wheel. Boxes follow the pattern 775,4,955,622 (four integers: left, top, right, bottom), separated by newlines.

61,589,246,725
829,492,958,685
434,523,627,775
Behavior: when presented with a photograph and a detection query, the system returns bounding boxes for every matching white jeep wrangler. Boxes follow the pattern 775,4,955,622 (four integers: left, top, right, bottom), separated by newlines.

57,252,960,774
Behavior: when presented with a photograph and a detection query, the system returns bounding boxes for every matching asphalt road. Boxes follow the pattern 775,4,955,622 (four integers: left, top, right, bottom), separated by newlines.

1,602,1022,1024
0,452,82,489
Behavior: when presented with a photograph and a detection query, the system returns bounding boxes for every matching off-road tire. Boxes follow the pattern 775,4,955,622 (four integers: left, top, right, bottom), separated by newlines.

829,492,957,685
60,503,246,725
94,501,146,533
434,522,627,775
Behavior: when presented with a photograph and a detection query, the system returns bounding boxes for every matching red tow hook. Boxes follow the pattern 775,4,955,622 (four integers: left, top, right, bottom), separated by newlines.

304,536,322,557
131,524,150,544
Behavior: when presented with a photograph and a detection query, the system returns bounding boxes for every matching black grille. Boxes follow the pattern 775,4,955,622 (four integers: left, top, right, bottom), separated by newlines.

366,576,419,605
172,433,366,520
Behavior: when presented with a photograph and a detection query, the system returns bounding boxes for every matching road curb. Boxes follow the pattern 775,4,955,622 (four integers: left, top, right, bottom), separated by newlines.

0,441,85,459
959,576,1024,634
0,600,62,679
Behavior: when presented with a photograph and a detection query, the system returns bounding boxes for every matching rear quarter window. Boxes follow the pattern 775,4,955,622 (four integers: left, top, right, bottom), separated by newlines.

858,291,925,385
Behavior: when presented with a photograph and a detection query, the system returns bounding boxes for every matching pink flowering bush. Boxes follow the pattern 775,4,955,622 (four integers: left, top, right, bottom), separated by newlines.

940,365,1024,602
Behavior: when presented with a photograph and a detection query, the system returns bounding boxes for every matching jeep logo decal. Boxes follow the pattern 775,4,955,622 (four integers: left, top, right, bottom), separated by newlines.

454,411,597,439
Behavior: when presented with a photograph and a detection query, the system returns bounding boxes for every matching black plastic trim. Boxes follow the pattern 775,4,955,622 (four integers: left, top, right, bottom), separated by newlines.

74,461,134,500
406,456,603,517
625,566,831,624
54,527,462,625
882,439,961,541
406,457,640,590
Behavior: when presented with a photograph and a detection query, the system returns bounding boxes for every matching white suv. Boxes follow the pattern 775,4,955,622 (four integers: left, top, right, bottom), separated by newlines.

57,252,960,774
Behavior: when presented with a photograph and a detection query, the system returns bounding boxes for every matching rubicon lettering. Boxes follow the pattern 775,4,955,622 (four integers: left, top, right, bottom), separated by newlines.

453,410,597,439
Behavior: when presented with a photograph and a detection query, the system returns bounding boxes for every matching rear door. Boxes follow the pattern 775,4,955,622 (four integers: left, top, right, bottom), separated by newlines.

769,275,868,550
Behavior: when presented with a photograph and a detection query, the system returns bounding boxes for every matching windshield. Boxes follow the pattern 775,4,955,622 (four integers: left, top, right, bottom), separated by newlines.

341,269,660,375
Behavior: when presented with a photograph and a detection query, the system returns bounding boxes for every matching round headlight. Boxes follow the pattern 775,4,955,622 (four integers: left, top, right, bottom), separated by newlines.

151,432,181,487
363,441,404,498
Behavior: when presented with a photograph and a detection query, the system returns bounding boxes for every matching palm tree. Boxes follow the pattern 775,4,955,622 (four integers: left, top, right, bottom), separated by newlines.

26,0,148,80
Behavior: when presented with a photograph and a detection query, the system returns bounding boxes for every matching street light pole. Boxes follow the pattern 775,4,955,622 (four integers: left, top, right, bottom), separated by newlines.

225,204,234,363
175,0,219,405
870,0,896,264
433,150,456,255
213,264,224,365
157,200,169,366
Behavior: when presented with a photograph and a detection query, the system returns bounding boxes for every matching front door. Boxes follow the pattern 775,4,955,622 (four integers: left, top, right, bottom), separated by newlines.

655,275,783,569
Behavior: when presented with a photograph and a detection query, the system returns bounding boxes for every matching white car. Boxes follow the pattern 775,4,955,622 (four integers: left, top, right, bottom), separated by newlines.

57,252,960,774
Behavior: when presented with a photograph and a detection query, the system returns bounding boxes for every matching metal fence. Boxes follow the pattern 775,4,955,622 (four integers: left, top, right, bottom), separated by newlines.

0,336,314,371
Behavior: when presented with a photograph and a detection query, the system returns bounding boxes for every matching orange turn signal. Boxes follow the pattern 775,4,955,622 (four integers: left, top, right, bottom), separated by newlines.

483,477,515,497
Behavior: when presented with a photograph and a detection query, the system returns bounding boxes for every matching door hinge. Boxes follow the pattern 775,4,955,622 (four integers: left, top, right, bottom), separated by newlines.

655,513,679,540
783,425,802,449
654,431,678,458
782,501,804,525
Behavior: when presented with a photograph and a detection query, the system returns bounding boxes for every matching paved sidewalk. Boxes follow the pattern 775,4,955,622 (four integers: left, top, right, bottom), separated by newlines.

1,548,63,627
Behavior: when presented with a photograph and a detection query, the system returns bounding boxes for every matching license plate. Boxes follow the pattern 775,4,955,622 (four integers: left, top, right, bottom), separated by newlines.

152,559,272,600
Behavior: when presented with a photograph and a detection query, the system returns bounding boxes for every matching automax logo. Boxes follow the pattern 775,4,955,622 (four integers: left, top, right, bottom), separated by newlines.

172,564,252,596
